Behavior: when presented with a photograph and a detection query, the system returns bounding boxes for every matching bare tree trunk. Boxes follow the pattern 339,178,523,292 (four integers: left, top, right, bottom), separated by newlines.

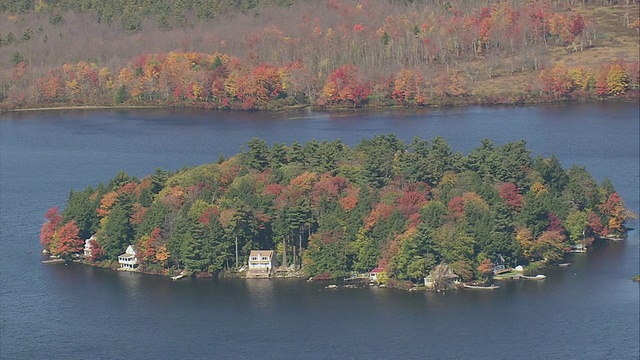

299,226,303,270
292,244,296,270
282,236,287,268
235,235,238,270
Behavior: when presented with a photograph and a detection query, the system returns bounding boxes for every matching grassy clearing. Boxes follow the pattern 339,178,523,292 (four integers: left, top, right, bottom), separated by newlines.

554,4,639,69
473,3,639,97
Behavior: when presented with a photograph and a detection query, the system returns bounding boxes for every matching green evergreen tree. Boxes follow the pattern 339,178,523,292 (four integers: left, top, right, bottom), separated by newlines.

150,168,168,195
62,186,99,240
115,85,128,104
100,201,134,260
269,142,288,169
534,154,569,195
243,138,270,171
288,141,305,164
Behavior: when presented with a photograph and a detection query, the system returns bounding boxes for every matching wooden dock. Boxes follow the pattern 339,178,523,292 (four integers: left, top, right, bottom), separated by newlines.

521,274,546,280
41,258,65,264
493,271,523,280
494,272,547,281
463,284,499,290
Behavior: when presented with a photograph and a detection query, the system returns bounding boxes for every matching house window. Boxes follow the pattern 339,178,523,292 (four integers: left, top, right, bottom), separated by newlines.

261,257,268,260
250,257,257,261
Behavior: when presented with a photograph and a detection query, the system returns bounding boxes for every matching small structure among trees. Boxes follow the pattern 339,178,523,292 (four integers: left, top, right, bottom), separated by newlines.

369,267,385,283
424,264,459,291
118,245,138,270
246,250,276,278
492,254,508,275
83,235,96,258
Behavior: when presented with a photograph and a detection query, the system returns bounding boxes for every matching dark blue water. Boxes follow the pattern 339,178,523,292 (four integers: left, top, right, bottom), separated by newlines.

1,103,638,359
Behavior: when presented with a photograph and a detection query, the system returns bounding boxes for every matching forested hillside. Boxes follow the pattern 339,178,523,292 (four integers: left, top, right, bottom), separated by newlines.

2,0,638,110
41,136,632,284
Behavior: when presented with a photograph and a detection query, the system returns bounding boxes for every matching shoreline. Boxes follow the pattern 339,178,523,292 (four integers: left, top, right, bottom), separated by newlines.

2,105,166,113
52,232,629,290
2,96,637,115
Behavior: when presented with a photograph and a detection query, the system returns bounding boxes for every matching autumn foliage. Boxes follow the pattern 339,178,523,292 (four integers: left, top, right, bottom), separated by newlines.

2,1,637,110
41,136,631,281
40,206,62,251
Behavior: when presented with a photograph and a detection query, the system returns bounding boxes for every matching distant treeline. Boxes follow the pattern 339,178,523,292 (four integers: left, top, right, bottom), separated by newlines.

2,0,638,110
1,1,632,29
1,0,303,33
41,136,632,283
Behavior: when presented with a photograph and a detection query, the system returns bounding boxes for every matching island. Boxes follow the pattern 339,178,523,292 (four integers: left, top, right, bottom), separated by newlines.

40,136,633,289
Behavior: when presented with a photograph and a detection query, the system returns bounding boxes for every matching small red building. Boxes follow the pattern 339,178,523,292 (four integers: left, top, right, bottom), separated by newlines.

369,267,385,282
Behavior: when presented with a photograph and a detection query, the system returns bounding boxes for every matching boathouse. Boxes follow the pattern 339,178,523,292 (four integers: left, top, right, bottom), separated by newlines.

246,250,276,278
118,245,138,270
570,243,587,253
369,267,385,282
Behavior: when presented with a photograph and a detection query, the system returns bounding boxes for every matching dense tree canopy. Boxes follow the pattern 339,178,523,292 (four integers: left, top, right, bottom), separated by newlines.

41,135,632,282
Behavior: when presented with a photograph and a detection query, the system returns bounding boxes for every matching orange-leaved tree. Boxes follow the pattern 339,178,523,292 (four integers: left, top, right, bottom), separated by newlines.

40,206,62,252
477,258,494,283
52,221,84,259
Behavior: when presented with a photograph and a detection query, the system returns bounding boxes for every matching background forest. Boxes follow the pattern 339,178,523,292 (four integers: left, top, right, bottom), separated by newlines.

1,0,638,110
40,136,631,285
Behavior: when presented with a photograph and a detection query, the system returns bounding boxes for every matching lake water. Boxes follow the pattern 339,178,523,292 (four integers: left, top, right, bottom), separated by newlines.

1,103,638,359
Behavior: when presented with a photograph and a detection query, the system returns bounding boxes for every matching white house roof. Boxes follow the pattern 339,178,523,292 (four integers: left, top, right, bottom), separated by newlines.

119,245,136,257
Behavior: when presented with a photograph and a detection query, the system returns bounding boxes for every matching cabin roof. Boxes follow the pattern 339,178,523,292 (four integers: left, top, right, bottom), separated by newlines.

119,245,136,257
249,250,274,258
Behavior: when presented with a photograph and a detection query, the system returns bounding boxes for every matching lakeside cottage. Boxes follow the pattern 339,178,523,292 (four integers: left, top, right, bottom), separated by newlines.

493,254,508,274
118,245,138,270
424,264,459,290
369,267,385,282
83,235,96,259
570,243,587,253
246,250,276,278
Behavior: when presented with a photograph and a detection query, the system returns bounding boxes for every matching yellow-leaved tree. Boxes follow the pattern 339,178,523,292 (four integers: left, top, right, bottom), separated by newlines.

156,244,171,270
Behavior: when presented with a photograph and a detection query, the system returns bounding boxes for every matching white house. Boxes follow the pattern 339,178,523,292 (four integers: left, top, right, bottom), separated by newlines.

247,250,276,278
83,235,96,259
118,245,138,270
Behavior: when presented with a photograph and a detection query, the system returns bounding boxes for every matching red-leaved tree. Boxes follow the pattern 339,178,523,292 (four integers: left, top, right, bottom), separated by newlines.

89,239,105,262
40,206,62,252
498,182,523,210
52,221,84,259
